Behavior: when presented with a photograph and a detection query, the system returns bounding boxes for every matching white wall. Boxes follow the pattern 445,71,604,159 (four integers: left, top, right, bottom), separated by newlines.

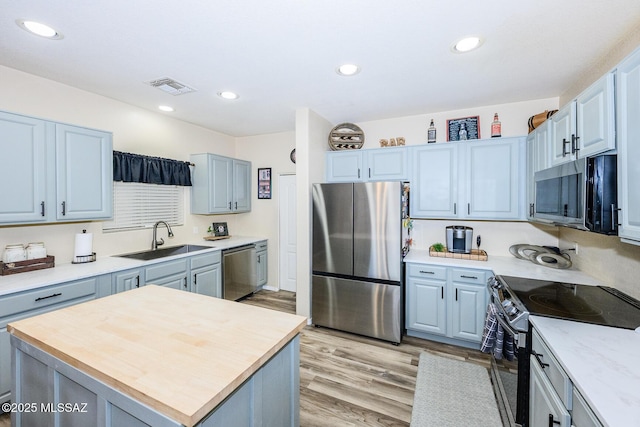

0,65,237,262
235,131,296,289
295,108,332,318
355,97,559,147
409,220,558,256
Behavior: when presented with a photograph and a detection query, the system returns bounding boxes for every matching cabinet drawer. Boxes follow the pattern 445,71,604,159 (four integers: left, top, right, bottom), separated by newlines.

145,258,188,282
190,251,221,270
531,328,572,410
451,269,487,285
407,264,447,280
255,241,268,252
0,278,97,322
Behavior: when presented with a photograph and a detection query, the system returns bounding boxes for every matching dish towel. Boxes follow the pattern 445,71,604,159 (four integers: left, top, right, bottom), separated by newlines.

480,303,515,361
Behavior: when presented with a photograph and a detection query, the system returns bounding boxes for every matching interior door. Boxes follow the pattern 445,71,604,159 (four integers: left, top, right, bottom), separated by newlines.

312,183,353,276
279,175,297,292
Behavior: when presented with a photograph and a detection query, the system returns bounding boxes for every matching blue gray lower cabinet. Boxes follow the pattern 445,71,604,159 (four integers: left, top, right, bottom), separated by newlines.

10,335,300,427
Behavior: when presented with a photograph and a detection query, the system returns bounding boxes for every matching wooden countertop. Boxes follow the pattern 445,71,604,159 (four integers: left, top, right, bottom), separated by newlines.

8,286,307,426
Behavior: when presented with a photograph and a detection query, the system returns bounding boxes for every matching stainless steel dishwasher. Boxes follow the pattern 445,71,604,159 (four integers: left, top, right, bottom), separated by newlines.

222,244,257,301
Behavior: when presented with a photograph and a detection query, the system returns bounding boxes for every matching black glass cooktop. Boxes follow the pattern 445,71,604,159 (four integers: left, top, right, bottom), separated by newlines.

499,275,640,330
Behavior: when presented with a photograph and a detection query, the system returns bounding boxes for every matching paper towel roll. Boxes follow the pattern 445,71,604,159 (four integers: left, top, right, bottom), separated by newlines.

74,231,93,258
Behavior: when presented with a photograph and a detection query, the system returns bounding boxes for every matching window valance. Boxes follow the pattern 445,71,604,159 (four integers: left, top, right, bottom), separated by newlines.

113,151,192,186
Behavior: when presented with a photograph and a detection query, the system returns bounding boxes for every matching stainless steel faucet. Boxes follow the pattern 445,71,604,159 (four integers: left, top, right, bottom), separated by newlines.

152,221,174,250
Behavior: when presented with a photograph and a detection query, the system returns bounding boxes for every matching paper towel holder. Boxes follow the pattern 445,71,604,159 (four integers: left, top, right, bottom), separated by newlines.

72,229,96,264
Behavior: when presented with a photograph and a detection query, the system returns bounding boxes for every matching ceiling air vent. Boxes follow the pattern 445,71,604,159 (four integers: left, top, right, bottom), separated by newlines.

146,77,196,95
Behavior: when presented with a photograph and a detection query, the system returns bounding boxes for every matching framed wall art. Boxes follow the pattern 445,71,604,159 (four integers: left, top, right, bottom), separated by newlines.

447,116,480,141
258,167,272,199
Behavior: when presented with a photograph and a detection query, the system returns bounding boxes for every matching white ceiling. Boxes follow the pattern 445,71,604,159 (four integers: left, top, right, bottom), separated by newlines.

2,1,640,137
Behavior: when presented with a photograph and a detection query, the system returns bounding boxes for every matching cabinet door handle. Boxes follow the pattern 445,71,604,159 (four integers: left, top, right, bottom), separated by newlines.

183,277,188,289
229,202,232,210
572,135,580,154
136,276,140,288
35,292,62,302
358,169,360,179
455,288,458,301
532,350,549,369
41,201,45,217
461,275,478,279
467,203,470,215
529,203,534,217
441,287,444,299
193,274,197,285
257,255,261,263
548,414,561,427
61,201,66,216
368,168,371,178
419,270,434,274
235,201,238,210
454,203,457,215
562,138,570,157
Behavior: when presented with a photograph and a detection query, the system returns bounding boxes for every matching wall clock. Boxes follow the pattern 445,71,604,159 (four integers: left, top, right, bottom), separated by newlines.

290,148,296,164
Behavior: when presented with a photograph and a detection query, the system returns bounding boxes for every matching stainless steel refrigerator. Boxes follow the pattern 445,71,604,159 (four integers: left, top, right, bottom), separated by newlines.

312,182,406,344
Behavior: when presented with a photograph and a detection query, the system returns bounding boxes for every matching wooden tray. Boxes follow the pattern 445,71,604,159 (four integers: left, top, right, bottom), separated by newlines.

203,235,232,241
429,246,488,261
1,255,55,275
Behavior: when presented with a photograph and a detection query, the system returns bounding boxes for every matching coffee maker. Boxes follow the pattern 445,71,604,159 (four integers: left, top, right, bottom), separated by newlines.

446,226,473,254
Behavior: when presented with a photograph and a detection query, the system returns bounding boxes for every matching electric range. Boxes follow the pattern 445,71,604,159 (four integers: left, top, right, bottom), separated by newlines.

487,275,640,426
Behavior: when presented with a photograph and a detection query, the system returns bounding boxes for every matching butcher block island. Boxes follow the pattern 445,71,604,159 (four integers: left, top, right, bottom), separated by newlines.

7,285,307,427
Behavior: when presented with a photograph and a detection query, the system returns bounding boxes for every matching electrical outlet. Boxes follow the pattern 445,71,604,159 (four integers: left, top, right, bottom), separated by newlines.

193,226,199,235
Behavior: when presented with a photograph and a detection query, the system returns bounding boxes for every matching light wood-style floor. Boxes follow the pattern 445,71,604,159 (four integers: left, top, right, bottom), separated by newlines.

0,289,497,427
243,290,495,427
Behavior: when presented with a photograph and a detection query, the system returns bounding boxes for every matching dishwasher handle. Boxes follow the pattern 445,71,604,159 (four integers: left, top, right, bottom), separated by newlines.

223,244,256,255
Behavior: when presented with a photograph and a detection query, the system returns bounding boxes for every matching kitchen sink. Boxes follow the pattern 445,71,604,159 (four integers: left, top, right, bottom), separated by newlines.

116,244,213,261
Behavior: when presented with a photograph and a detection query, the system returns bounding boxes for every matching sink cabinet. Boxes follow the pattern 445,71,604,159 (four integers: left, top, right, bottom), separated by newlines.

0,111,113,225
190,153,251,214
0,275,110,404
145,258,189,290
405,262,488,348
191,251,222,298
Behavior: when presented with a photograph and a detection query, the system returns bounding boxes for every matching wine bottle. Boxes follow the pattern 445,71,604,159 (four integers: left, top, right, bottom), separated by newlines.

491,113,501,138
427,119,436,143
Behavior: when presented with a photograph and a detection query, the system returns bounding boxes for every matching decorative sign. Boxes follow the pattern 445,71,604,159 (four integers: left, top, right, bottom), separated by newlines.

447,116,480,141
258,168,272,199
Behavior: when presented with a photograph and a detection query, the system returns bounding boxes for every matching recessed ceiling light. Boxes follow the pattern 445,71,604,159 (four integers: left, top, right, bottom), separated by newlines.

158,105,174,112
218,91,239,100
337,64,360,76
16,19,63,40
452,36,482,53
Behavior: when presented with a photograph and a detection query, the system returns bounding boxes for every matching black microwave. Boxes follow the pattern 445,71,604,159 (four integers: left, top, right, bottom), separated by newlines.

533,155,617,234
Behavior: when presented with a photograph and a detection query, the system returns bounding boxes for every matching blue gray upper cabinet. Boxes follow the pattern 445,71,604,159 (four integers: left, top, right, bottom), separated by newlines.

0,111,113,225
190,153,251,214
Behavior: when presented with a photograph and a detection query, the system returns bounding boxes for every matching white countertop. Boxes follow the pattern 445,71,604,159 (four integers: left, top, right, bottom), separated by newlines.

531,316,640,427
403,248,603,285
0,236,265,297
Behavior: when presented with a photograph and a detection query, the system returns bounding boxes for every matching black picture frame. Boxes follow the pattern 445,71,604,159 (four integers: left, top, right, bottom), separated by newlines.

258,168,272,199
212,222,228,237
447,116,480,141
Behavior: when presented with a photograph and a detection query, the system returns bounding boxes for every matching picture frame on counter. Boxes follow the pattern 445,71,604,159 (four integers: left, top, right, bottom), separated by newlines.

258,167,272,199
447,116,480,141
212,222,229,237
